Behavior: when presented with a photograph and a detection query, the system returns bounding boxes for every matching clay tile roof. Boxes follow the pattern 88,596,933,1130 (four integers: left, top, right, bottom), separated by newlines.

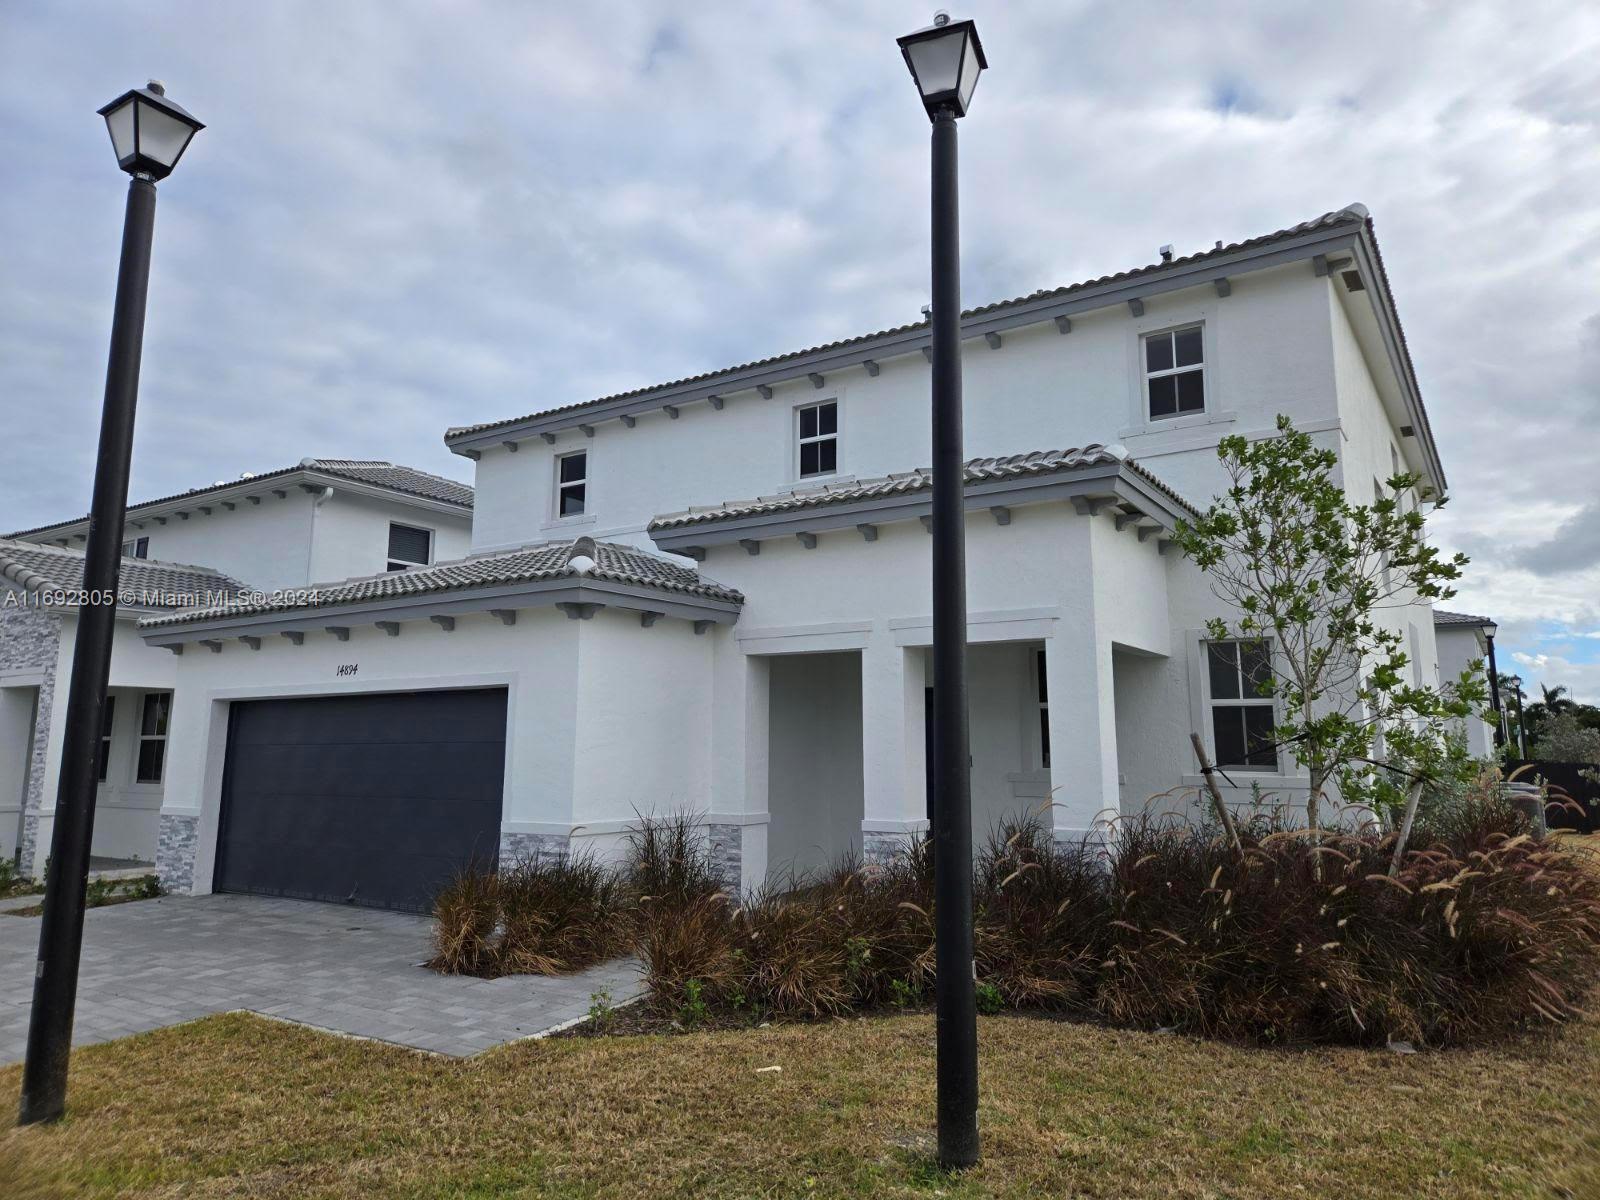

137,538,742,628
648,445,1194,530
5,459,472,540
0,538,250,611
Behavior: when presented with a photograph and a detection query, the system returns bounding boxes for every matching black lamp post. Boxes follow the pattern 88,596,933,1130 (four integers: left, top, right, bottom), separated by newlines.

897,12,986,1171
18,80,202,1127
1483,622,1504,749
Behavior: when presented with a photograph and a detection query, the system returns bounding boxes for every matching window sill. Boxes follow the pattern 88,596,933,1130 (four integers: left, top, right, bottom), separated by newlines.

1119,410,1237,439
782,473,859,492
539,513,598,533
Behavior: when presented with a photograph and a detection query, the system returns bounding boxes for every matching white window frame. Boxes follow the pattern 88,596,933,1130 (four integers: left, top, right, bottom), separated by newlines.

121,536,149,559
1033,647,1050,770
795,398,840,480
135,691,170,785
386,522,434,573
1199,637,1280,773
98,694,116,783
1142,323,1207,422
554,450,589,520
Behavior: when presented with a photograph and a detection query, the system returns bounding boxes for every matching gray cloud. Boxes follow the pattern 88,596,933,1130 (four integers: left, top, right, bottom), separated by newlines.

2,0,1599,692
1516,500,1600,574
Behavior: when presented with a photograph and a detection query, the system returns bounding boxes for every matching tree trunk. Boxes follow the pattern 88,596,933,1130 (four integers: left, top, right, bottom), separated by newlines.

1388,778,1427,878
1307,768,1326,881
1189,732,1244,856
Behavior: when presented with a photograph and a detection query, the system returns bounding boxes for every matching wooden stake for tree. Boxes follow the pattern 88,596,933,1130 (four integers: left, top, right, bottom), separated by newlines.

1191,732,1244,856
1387,778,1427,878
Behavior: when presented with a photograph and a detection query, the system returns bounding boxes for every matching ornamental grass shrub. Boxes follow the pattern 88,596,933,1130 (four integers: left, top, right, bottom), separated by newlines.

428,849,632,977
635,794,1600,1047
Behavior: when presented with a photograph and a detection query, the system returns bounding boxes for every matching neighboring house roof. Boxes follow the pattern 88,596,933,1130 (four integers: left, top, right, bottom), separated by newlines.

139,537,743,632
0,538,250,613
650,445,1194,532
1433,609,1497,629
6,458,473,541
445,204,1442,495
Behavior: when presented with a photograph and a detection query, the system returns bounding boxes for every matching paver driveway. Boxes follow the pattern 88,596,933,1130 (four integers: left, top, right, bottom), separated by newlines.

0,893,642,1062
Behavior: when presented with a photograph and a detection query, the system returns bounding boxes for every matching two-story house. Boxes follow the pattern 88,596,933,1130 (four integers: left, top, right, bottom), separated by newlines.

126,204,1451,913
1,459,472,870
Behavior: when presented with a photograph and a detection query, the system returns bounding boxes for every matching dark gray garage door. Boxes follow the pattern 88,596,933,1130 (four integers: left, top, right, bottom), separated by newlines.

215,688,507,913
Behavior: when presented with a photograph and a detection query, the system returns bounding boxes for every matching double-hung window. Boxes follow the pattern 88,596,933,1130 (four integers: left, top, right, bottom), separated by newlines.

556,451,587,517
1144,325,1205,419
1206,640,1276,770
121,536,149,559
136,692,170,784
798,401,838,478
387,523,433,572
98,695,116,783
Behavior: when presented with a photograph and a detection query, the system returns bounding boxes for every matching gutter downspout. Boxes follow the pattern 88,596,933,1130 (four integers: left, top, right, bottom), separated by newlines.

304,487,334,585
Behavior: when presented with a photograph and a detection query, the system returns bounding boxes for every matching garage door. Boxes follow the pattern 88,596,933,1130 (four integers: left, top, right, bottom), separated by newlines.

215,688,507,913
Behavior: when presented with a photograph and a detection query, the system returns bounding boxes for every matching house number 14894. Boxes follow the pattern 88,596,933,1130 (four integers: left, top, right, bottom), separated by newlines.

336,663,358,677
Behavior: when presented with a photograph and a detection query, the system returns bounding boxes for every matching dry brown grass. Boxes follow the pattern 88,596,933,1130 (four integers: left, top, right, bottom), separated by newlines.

3,1007,1599,1198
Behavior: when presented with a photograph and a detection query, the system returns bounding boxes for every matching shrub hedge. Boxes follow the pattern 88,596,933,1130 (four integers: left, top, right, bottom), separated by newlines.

435,799,1600,1047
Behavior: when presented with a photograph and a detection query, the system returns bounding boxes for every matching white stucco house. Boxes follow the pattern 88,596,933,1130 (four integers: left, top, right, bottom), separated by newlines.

1,459,473,870
3,204,1481,915
1433,610,1502,758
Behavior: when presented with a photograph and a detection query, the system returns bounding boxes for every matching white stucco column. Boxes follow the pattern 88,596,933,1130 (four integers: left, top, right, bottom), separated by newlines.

861,633,927,860
1044,631,1120,841
710,635,769,891
0,684,37,861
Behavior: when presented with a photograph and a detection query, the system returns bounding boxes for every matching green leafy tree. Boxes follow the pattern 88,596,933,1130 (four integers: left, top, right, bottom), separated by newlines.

1173,415,1485,839
1530,712,1600,765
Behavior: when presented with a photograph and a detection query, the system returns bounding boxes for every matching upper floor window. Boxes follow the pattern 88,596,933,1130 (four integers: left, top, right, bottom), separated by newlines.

798,401,838,478
1144,325,1205,420
386,523,433,572
136,692,170,784
1206,639,1276,770
122,536,149,559
557,451,588,517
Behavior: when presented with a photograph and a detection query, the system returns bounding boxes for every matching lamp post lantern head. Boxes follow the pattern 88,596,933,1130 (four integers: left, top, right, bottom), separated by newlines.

897,13,986,120
97,81,203,180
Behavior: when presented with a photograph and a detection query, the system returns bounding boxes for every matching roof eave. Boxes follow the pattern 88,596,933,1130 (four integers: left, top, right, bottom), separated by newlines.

12,469,473,543
648,461,1193,552
446,218,1372,452
1344,227,1447,498
138,575,742,643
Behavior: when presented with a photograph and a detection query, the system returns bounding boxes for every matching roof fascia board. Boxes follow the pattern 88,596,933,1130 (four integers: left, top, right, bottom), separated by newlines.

449,222,1365,452
649,465,1186,551
16,470,471,542
1344,233,1446,496
138,577,740,643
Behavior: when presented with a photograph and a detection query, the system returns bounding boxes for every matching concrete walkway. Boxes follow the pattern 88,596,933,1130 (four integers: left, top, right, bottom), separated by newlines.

0,893,643,1062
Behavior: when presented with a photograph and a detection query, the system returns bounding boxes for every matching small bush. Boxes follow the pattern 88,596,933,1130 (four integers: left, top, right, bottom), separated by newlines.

626,812,724,908
430,861,500,975
430,849,632,978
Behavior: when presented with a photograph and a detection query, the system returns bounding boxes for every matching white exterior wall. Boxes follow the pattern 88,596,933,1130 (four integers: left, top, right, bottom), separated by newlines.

27,613,178,872
1436,625,1496,759
152,605,719,893
117,491,322,591
29,491,471,593
305,492,472,586
468,265,1342,555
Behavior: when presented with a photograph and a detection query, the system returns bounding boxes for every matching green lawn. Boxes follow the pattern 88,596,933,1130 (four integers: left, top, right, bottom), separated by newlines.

3,1009,1598,1198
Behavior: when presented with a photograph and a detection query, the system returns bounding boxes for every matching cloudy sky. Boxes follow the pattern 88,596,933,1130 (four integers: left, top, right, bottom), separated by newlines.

2,1,1597,699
